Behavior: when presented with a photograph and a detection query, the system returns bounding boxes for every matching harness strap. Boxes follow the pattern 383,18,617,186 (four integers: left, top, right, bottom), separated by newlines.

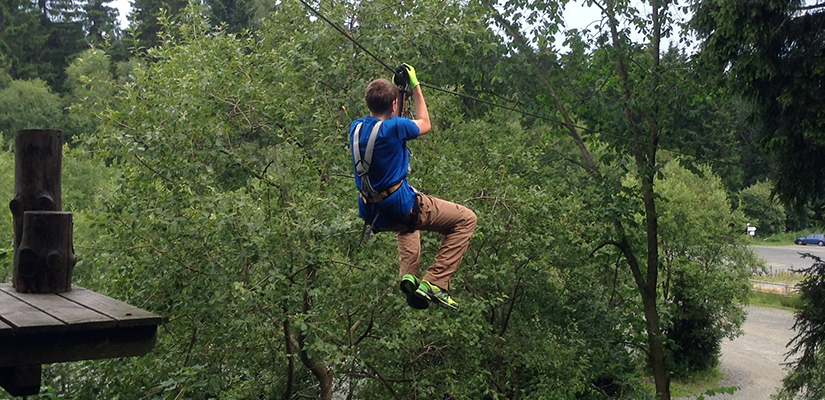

360,209,381,245
351,122,363,168
352,121,383,200
360,180,402,204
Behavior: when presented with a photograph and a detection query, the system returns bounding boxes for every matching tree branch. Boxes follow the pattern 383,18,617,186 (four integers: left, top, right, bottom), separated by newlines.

480,0,600,175
353,317,374,347
590,240,622,257
361,360,403,400
793,2,825,10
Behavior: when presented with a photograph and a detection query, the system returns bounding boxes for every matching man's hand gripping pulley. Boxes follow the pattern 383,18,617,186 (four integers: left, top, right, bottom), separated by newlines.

393,63,418,117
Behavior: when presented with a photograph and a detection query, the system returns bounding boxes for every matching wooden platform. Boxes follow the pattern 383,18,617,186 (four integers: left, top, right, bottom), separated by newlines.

0,283,162,396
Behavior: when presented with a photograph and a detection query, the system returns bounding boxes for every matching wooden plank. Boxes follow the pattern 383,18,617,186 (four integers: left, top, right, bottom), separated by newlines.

0,290,65,334
0,285,116,332
58,287,162,328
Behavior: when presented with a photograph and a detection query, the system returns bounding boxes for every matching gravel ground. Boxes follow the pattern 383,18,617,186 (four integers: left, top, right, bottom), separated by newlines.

678,306,797,400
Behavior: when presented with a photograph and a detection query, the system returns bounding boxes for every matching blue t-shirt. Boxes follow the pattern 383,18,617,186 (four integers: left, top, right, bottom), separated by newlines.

350,116,420,228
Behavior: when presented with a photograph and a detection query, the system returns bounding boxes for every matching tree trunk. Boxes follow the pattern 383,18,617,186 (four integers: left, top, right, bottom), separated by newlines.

9,129,75,294
617,229,670,400
642,284,670,400
14,211,76,293
293,268,334,400
292,335,334,400
641,172,669,400
10,129,63,250
283,316,295,400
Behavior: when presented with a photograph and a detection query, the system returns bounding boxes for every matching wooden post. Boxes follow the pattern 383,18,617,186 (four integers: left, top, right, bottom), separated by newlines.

14,211,76,293
0,365,42,397
8,129,73,294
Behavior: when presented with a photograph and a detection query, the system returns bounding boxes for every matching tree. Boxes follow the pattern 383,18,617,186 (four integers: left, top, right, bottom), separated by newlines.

81,0,120,45
16,0,762,398
780,255,825,400
738,180,786,236
656,161,755,377
0,0,49,81
691,1,825,397
37,3,654,399
0,68,10,87
477,0,698,395
129,0,189,50
691,0,825,213
204,0,256,32
1,0,121,93
64,48,113,141
30,0,88,92
0,79,64,145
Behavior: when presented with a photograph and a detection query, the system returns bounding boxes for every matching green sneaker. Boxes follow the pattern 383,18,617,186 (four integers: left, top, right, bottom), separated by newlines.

416,280,459,310
400,274,429,309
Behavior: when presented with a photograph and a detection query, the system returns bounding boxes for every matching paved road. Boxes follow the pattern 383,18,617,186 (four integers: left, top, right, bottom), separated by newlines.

702,306,797,400
753,245,825,274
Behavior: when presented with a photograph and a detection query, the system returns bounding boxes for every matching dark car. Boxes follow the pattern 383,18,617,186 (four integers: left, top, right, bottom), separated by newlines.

795,233,825,246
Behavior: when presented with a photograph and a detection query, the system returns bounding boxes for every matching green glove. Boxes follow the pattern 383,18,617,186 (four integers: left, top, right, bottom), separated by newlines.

401,63,419,88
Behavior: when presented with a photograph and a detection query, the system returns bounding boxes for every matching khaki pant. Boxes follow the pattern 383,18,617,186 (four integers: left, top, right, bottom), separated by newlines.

394,194,477,291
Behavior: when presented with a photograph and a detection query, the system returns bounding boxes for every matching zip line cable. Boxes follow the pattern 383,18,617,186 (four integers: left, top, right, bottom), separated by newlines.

295,0,748,166
296,0,396,73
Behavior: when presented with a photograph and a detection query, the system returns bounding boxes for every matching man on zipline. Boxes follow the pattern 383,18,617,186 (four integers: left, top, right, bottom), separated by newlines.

350,64,477,310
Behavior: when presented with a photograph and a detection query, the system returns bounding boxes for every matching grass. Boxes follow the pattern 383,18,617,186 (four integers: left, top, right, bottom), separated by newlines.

670,368,728,398
753,272,804,285
749,290,804,312
749,231,803,246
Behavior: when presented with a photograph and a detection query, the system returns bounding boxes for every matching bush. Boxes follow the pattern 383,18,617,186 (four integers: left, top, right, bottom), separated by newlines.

0,79,64,146
667,270,722,378
738,180,787,236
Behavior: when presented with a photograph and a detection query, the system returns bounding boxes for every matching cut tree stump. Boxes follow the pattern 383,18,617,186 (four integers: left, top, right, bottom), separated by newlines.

9,129,64,294
14,211,76,293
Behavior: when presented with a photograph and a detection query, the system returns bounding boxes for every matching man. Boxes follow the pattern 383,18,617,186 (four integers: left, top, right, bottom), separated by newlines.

350,64,477,310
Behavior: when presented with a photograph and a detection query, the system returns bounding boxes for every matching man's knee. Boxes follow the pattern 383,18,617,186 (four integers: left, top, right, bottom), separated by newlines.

462,207,477,230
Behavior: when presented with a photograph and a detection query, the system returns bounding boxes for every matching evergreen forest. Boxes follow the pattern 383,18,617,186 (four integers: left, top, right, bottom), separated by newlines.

1,0,824,398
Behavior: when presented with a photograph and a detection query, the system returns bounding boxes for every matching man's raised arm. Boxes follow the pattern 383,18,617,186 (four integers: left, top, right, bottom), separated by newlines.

397,64,431,135
411,85,431,135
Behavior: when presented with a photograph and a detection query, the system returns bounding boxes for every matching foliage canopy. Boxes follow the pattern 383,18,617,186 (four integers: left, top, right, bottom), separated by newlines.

0,0,769,399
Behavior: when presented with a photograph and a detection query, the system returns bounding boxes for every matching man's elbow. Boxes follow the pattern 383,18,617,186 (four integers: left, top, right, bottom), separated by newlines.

420,122,432,135
417,119,432,135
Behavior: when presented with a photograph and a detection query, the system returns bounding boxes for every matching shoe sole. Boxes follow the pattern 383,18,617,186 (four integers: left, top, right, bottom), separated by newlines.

431,298,459,311
400,279,429,309
417,286,458,311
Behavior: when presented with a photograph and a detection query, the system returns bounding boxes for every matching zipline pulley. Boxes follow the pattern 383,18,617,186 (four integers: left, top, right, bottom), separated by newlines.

393,64,412,117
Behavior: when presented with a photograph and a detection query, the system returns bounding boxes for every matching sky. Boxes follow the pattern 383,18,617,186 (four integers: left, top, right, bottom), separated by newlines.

113,0,131,29
111,0,691,51
111,1,608,31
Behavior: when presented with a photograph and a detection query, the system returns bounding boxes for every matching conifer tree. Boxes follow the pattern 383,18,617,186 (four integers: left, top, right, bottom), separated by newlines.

130,0,188,49
82,0,119,44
